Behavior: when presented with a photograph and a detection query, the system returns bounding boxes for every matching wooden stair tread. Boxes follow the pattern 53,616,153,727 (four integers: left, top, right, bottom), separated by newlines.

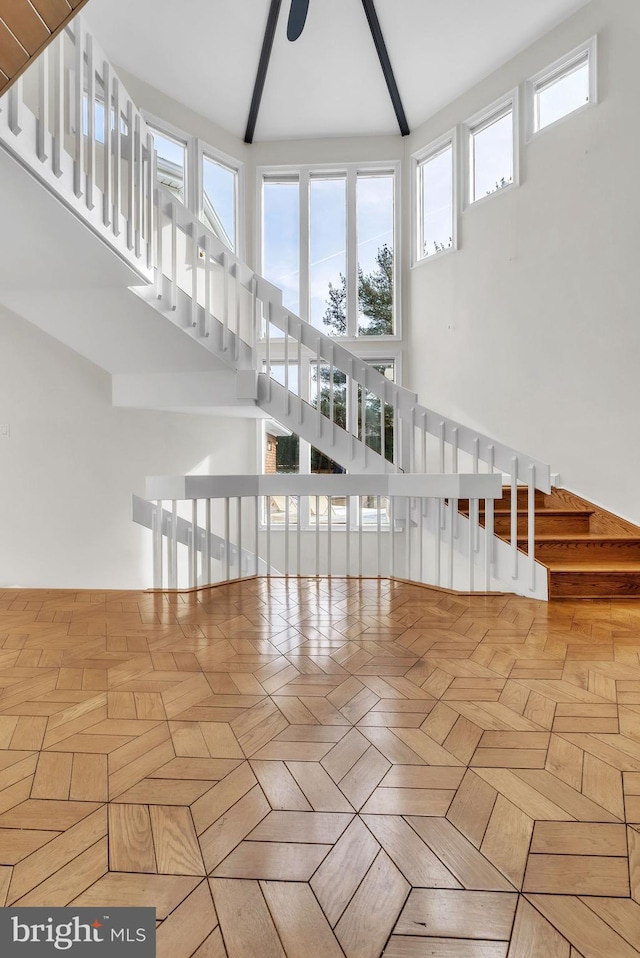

519,535,640,543
467,509,595,517
545,560,640,571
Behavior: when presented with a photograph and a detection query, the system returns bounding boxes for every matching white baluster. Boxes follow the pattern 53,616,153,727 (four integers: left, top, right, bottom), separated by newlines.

73,25,84,198
85,34,94,209
112,77,121,235
134,112,142,256
103,61,111,226
8,76,23,135
204,236,212,336
205,498,212,585
190,500,198,588
36,48,49,162
152,500,163,590
146,131,154,269
126,100,134,249
224,498,230,581
511,457,519,580
528,464,536,593
52,39,64,176
237,497,242,579
170,202,177,310
191,224,198,328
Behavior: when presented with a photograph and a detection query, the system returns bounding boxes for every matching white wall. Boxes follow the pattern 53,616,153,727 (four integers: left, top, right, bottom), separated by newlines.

405,0,640,523
0,307,256,589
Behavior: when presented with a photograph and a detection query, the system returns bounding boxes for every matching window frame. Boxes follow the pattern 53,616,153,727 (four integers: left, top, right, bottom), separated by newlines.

196,140,244,259
257,161,402,343
412,128,458,267
143,111,243,256
526,36,597,142
463,90,519,210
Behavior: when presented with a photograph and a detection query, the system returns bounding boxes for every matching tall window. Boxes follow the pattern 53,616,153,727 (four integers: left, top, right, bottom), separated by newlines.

149,125,187,204
261,165,398,338
310,175,346,331
201,153,237,251
528,39,596,138
263,176,300,315
416,136,454,262
465,95,516,206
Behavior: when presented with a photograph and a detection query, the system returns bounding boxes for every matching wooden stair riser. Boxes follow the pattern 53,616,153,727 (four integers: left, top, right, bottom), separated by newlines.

526,539,640,563
458,488,548,512
487,512,593,536
550,569,640,598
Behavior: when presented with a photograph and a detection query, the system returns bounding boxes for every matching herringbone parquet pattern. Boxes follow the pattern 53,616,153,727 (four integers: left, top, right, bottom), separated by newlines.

1,579,640,957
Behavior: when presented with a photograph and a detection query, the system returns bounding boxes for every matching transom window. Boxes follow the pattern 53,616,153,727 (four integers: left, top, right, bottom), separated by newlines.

528,38,596,138
415,135,455,262
466,98,516,205
260,165,398,338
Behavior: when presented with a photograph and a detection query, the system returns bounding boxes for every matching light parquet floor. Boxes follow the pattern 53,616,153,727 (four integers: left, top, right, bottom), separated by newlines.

2,579,640,956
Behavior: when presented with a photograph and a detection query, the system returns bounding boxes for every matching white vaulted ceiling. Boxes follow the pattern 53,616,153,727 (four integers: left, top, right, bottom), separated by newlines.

85,0,591,141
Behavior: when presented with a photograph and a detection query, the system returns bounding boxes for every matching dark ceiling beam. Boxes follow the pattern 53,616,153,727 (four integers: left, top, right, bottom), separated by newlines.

245,0,283,144
360,0,410,136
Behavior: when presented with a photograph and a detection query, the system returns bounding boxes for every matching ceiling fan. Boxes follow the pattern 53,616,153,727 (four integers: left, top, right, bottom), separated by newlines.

287,0,310,41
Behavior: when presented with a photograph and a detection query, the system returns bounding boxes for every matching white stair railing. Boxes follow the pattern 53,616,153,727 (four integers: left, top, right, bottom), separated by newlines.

137,473,506,593
138,189,550,594
0,17,154,281
0,18,551,597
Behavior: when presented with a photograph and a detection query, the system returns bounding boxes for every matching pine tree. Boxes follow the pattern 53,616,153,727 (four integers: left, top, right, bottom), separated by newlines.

321,244,393,337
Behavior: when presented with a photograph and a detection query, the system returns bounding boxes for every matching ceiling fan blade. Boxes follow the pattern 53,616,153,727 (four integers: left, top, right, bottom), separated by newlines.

287,0,310,41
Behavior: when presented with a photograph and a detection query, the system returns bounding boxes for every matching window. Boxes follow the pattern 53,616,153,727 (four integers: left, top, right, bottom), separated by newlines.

263,176,300,315
261,165,398,338
357,174,394,336
201,153,237,252
144,115,242,253
310,175,347,332
466,96,516,205
415,135,455,262
149,125,187,205
528,38,596,138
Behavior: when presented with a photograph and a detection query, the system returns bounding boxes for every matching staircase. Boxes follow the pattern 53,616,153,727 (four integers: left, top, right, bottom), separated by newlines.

462,486,640,598
0,16,579,601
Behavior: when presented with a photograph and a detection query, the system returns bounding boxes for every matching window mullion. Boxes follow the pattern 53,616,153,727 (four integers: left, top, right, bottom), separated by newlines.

346,167,358,339
299,169,310,323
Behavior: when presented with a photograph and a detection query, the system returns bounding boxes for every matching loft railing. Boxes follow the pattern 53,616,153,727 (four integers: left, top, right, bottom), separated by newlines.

0,17,552,597
135,473,503,593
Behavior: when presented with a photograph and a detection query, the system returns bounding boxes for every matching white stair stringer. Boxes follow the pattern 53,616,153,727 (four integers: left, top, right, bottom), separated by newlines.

257,375,395,475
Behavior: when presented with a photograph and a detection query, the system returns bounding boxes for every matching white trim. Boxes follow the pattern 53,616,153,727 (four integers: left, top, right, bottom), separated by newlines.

463,89,519,210
525,35,597,142
411,127,457,267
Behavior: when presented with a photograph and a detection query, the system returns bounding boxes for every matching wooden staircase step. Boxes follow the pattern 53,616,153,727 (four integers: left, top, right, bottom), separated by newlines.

463,509,594,536
459,487,547,511
547,562,640,598
519,536,640,563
